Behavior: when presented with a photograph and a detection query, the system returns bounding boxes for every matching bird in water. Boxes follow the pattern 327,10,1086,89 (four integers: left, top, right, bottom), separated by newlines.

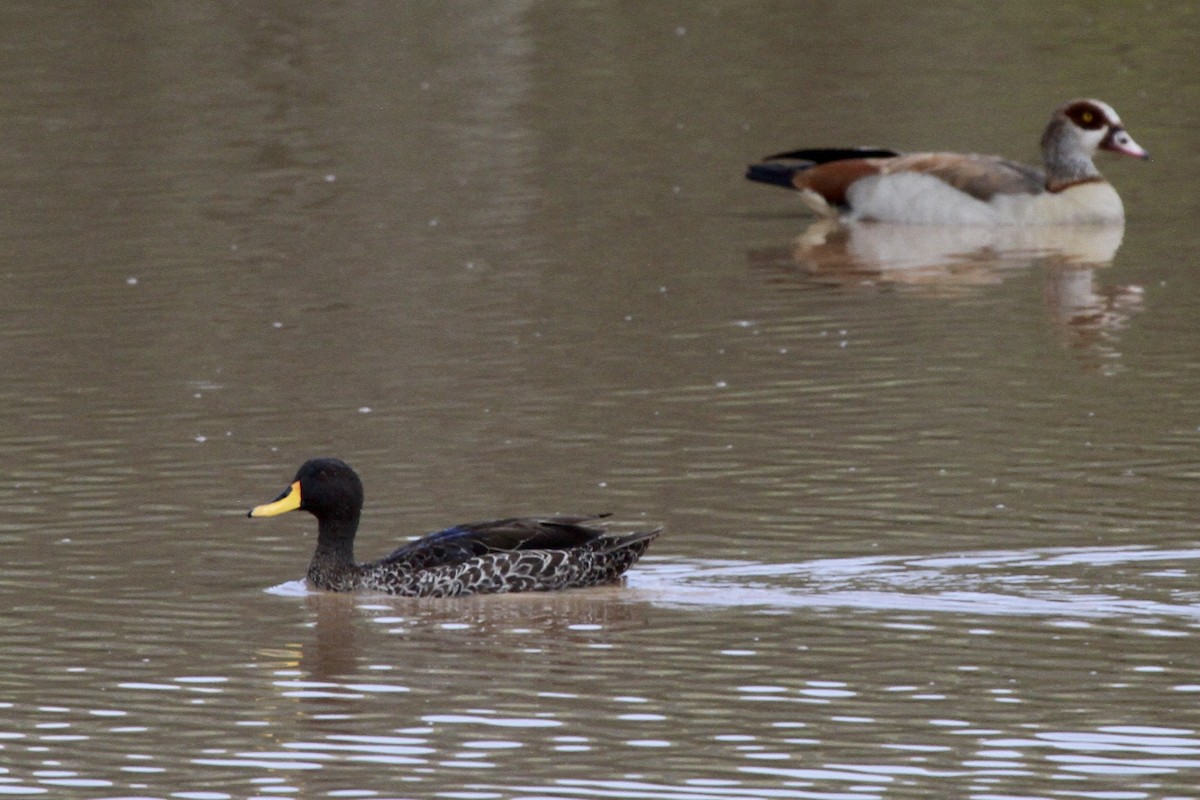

745,98,1148,224
247,458,661,597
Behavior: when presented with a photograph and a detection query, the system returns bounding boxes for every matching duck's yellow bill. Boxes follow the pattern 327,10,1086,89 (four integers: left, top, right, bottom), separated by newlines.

248,480,302,517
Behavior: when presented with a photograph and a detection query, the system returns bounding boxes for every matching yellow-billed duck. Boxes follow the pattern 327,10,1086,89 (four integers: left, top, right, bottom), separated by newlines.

248,458,661,596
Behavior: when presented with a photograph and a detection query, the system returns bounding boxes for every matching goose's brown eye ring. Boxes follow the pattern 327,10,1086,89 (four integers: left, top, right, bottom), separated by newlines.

1066,102,1105,130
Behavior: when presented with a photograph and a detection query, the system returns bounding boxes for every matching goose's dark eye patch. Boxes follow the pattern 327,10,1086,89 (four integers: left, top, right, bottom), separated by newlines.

1066,103,1107,130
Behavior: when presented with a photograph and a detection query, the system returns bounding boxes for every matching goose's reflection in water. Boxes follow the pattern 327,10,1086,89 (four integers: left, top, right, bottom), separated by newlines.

753,220,1142,373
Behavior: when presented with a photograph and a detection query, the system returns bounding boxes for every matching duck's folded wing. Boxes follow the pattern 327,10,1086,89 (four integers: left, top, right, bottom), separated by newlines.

879,153,1046,200
378,515,611,571
763,147,901,163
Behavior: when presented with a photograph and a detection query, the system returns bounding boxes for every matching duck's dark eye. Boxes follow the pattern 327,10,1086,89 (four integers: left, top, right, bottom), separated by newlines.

1081,111,1094,124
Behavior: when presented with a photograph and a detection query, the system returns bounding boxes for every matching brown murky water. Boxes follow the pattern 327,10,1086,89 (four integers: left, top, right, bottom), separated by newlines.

2,2,1200,798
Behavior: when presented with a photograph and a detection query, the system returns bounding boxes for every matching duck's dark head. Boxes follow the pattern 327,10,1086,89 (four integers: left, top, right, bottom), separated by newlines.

248,458,364,532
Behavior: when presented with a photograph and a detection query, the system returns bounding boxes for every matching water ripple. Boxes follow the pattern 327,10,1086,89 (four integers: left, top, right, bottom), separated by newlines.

627,545,1200,620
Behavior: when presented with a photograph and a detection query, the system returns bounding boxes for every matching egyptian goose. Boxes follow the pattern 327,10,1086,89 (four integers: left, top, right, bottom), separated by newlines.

746,99,1148,224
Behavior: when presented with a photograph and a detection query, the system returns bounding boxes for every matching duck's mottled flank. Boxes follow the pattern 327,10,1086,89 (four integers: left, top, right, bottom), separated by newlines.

248,458,661,597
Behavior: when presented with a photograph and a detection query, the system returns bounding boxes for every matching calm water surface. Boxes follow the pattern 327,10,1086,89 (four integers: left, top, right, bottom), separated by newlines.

2,2,1200,798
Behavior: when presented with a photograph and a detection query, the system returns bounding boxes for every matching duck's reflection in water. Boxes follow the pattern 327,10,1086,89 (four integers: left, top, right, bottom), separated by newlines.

752,220,1142,373
301,591,361,679
299,583,653,680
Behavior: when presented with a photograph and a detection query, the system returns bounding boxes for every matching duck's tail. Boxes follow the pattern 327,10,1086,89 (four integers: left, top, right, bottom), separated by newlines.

583,528,662,585
745,161,805,189
597,528,662,554
746,147,900,189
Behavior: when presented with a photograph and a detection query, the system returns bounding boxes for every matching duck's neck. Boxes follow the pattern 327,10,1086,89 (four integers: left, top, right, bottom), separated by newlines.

1042,128,1102,192
307,513,361,590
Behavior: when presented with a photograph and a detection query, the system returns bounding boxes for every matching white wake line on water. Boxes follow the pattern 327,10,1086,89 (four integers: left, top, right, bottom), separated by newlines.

624,544,1200,618
639,543,1200,580
627,582,1200,618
